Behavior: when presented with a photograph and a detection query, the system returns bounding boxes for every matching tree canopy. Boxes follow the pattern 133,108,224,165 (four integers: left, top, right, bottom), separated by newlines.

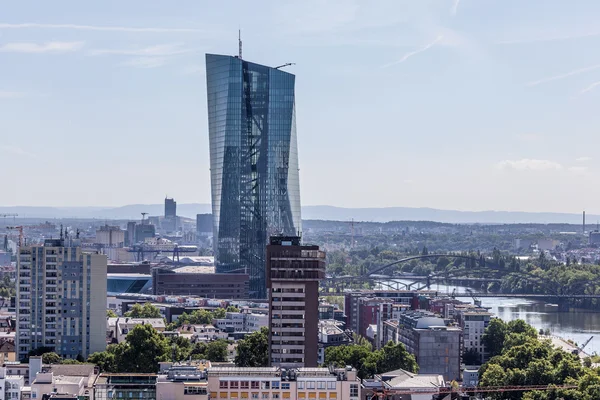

124,303,162,318
479,319,592,400
88,324,229,372
235,327,269,367
325,340,418,379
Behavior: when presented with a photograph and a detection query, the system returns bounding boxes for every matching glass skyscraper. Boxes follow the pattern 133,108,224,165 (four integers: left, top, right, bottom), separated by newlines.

206,53,302,298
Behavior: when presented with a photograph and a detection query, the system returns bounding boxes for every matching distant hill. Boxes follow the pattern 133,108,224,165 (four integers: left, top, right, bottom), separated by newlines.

302,206,592,224
0,204,592,224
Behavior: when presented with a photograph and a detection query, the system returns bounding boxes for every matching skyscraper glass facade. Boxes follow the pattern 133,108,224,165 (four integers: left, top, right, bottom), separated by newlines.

206,53,301,298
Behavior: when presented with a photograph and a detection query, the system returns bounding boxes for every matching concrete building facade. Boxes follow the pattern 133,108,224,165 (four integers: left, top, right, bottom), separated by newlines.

95,226,125,248
17,239,107,360
267,236,326,368
382,312,462,381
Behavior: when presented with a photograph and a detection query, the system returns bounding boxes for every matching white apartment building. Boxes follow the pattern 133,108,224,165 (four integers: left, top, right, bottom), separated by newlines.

455,309,492,364
207,367,360,400
213,313,268,333
17,238,107,360
0,368,23,400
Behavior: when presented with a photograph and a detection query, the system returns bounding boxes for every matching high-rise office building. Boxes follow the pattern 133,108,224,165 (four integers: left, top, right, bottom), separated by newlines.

206,53,302,298
266,236,325,368
16,237,107,360
164,197,177,218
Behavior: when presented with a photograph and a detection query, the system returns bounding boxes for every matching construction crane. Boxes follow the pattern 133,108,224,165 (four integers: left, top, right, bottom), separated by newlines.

141,212,148,224
274,62,295,69
368,384,579,399
6,226,24,247
572,336,593,355
0,214,17,225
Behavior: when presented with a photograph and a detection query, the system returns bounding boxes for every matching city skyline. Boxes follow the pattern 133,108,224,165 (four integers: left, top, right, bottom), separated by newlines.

3,1,600,213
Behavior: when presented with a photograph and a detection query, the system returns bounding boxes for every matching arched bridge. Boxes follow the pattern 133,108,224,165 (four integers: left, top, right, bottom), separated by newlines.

322,253,504,291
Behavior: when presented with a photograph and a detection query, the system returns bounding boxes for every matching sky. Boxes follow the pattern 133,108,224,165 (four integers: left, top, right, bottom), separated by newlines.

2,0,600,213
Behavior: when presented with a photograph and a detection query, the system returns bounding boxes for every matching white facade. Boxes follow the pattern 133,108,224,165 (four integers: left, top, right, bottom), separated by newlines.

459,311,491,363
213,312,268,333
0,369,23,400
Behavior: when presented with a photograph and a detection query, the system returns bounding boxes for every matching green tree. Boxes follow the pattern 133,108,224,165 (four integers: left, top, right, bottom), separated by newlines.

107,309,118,318
124,303,162,318
115,324,170,372
170,336,193,361
42,352,62,364
226,306,240,313
376,341,418,374
87,349,117,372
462,348,481,365
482,318,508,357
235,327,269,367
206,340,228,362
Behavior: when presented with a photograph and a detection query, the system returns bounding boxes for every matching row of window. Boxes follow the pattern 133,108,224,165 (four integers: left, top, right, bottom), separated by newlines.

218,382,338,390
213,392,341,399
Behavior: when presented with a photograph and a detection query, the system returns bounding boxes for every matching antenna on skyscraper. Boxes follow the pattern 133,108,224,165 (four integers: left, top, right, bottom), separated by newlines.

238,29,243,59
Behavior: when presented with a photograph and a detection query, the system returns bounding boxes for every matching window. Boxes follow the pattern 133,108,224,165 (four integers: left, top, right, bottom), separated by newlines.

262,382,270,389
327,382,335,390
273,394,280,399
271,382,280,389
241,382,249,389
317,382,325,390
307,382,315,389
262,394,269,399
350,384,359,397
251,394,259,399
220,381,228,389
281,383,290,390
231,381,239,389
298,382,304,389
251,382,259,389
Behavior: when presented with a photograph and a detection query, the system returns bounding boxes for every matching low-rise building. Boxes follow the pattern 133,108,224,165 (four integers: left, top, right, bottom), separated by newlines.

94,374,157,400
318,320,352,365
213,312,268,334
107,318,166,344
156,363,208,400
363,368,446,400
207,367,360,400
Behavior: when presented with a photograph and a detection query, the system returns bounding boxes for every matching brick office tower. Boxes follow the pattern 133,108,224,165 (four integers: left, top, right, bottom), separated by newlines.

267,236,326,368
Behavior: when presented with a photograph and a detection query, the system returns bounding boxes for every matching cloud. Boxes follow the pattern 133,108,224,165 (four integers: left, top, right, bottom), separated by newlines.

451,0,460,16
0,91,26,99
0,145,36,158
0,23,203,33
89,43,194,57
576,156,592,162
403,179,414,184
527,64,600,87
0,41,84,54
568,166,589,175
496,159,563,171
580,81,600,94
121,57,167,69
381,35,444,68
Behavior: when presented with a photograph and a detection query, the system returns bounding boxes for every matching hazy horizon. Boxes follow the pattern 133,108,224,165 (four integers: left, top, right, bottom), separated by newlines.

3,1,600,213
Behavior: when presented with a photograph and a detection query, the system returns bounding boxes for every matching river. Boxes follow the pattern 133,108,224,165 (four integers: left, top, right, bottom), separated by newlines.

393,280,600,355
